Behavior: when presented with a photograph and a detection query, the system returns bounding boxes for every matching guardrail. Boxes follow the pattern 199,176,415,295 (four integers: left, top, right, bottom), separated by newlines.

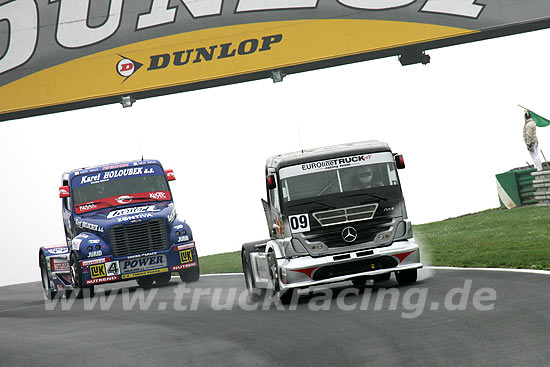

497,167,550,208
532,170,550,206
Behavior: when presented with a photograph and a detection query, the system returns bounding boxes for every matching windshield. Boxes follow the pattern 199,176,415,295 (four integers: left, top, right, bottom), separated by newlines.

71,164,170,207
279,152,399,203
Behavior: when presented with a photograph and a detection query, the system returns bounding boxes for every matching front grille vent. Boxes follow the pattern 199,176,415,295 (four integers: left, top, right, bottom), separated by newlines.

109,219,169,258
312,203,379,226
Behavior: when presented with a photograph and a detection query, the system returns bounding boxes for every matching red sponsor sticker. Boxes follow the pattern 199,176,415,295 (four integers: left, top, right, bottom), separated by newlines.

171,262,197,271
86,275,119,285
81,257,110,267
175,243,195,251
51,258,70,272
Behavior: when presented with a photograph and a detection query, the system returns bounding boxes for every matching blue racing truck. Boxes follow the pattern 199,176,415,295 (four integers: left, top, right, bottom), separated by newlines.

39,159,199,298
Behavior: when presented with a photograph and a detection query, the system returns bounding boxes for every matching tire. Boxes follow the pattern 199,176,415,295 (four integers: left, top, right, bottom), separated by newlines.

372,273,391,282
242,250,266,302
351,277,367,287
155,271,172,285
136,276,154,287
396,269,417,285
278,289,296,305
179,266,200,283
70,252,95,298
40,253,57,300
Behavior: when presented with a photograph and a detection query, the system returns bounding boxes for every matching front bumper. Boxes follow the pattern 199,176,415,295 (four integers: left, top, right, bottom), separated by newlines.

278,239,422,290
79,241,198,286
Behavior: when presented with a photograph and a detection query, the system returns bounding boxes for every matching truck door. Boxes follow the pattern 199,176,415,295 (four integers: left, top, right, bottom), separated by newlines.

266,170,285,238
61,179,73,243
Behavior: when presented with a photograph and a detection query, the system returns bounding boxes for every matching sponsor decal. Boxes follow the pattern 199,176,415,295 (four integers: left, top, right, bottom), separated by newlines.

51,258,69,272
121,255,166,274
89,239,100,244
126,252,158,259
146,35,283,72
81,258,108,267
121,267,169,279
179,249,193,264
117,213,153,223
178,235,190,242
168,208,176,223
48,247,69,255
90,264,107,278
89,261,119,278
176,243,195,251
172,262,197,271
88,250,103,258
86,275,119,285
79,167,156,185
59,187,70,196
174,224,184,230
117,56,143,81
102,164,129,170
79,203,97,212
72,238,82,251
116,195,133,204
149,191,167,200
107,205,160,219
279,152,394,179
75,218,105,233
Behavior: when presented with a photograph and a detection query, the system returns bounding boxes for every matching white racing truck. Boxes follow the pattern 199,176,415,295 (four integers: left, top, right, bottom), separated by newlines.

241,141,422,303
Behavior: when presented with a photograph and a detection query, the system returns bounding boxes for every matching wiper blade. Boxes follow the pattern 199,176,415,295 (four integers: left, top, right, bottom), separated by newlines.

286,200,335,210
341,192,387,202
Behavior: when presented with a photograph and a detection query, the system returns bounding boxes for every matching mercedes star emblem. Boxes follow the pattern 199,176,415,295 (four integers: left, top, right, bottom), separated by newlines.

342,226,358,243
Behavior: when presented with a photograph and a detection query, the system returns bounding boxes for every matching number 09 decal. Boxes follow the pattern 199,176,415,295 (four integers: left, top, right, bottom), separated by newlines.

289,214,310,233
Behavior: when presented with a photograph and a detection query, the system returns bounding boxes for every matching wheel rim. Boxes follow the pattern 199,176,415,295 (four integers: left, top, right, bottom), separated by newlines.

70,254,82,288
40,259,50,292
243,257,254,293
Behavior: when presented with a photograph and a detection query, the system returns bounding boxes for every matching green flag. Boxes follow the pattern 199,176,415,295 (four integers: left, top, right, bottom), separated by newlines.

530,110,550,127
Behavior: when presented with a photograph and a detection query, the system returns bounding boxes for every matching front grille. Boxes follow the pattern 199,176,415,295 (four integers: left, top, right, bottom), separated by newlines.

312,256,398,281
312,204,378,226
109,219,169,258
301,216,395,248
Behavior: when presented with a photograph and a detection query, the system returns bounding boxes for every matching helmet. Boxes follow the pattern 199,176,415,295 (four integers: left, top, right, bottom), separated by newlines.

357,166,373,184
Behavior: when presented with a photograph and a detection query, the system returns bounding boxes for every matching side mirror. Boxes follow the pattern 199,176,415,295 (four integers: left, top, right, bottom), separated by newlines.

59,186,70,198
165,169,176,181
266,175,277,190
394,154,405,169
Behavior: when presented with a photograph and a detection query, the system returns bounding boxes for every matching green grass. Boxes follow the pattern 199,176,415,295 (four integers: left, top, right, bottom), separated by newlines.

196,206,550,273
414,206,550,270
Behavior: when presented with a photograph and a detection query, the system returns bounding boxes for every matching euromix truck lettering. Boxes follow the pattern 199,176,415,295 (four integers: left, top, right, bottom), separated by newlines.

1,0,485,75
302,155,372,171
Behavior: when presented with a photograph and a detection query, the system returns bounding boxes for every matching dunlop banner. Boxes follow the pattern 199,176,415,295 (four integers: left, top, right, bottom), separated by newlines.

1,0,549,121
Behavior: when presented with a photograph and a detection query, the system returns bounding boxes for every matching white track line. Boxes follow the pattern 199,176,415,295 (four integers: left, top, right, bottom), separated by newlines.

426,266,550,275
0,304,44,313
184,267,550,277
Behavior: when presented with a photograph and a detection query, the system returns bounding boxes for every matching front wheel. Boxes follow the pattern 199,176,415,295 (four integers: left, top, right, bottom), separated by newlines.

40,253,57,300
70,252,95,298
242,251,266,302
179,266,200,283
396,269,417,285
155,272,172,285
136,276,154,288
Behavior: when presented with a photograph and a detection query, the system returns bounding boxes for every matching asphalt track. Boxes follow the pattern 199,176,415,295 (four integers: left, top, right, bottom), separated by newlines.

1,268,549,367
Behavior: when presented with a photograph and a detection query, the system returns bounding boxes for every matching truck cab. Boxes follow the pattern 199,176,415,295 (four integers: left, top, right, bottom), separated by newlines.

242,141,422,303
39,159,199,299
